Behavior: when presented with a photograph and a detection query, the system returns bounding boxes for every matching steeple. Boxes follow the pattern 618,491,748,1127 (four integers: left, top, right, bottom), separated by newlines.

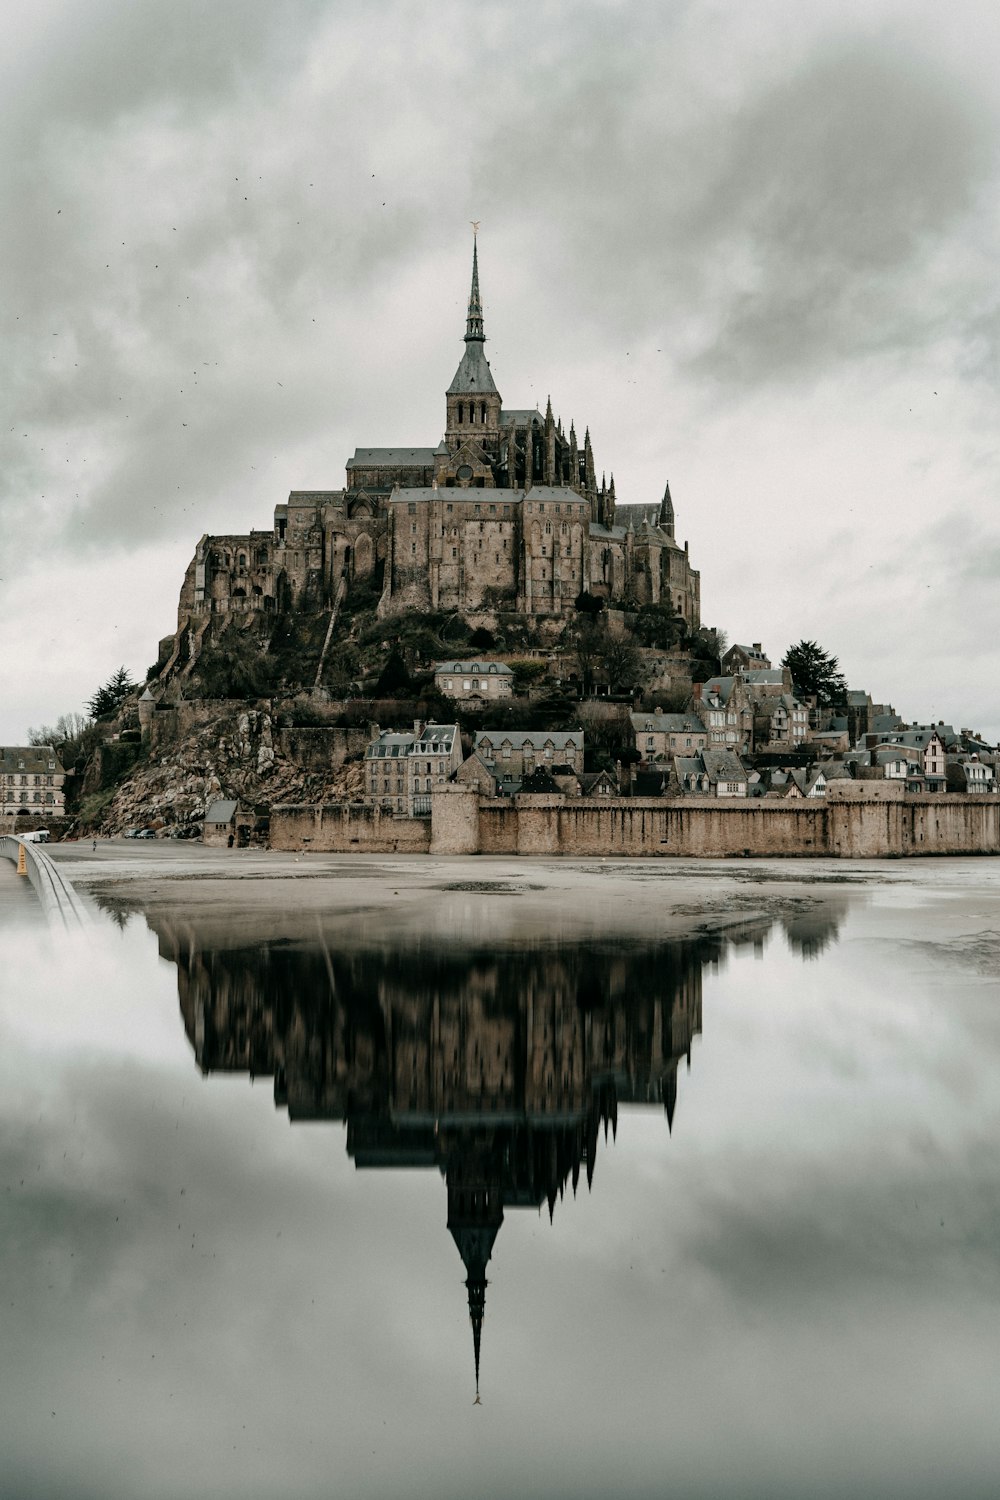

659,481,675,537
447,229,499,400
465,229,484,342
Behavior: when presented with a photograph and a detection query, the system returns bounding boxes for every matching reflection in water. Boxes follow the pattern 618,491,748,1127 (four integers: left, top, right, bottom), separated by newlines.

148,906,844,1398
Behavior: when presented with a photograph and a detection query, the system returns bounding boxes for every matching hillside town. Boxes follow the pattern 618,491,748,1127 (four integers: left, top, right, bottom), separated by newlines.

3,240,997,848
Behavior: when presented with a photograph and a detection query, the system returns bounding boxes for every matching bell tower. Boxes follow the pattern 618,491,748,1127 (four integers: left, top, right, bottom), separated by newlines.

445,228,502,461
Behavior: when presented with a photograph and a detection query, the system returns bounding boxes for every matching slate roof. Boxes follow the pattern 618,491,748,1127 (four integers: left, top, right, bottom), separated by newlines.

0,746,63,774
204,799,238,824
434,661,513,676
474,730,582,752
447,341,499,396
366,733,415,759
740,669,786,686
630,712,706,735
700,676,740,705
413,724,458,751
346,448,438,469
500,408,543,426
702,748,748,783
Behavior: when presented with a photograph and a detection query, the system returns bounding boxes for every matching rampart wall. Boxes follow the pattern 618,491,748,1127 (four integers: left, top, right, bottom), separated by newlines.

432,786,1000,858
270,789,1000,858
270,803,431,853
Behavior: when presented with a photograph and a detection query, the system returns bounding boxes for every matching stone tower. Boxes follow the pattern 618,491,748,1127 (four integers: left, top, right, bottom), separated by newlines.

445,232,502,469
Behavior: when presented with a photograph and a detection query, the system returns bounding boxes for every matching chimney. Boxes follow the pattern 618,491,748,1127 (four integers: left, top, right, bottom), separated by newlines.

752,642,761,652
693,683,702,700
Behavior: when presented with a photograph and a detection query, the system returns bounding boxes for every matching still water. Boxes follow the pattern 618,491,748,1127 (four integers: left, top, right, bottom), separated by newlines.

2,854,999,1499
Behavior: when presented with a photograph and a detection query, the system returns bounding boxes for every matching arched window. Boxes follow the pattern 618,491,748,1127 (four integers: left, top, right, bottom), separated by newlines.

481,402,486,423
457,402,464,424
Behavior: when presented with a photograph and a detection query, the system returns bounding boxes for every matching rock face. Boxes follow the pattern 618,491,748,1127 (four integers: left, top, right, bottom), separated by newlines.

93,705,368,835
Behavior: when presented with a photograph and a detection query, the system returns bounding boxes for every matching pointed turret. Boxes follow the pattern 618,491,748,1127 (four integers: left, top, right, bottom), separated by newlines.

659,481,675,538
607,472,616,529
569,423,580,494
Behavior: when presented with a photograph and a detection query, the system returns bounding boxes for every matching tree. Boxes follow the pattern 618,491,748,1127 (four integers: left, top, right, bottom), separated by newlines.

28,712,91,746
781,640,848,708
510,659,548,696
373,648,412,696
601,636,646,694
632,604,685,650
87,666,136,719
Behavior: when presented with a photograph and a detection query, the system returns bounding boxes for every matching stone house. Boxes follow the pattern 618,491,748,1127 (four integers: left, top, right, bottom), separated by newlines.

946,756,997,793
753,693,810,751
365,723,462,816
692,678,753,751
722,642,771,673
674,748,748,797
433,660,514,700
473,729,584,778
204,799,240,846
629,710,707,762
0,746,66,823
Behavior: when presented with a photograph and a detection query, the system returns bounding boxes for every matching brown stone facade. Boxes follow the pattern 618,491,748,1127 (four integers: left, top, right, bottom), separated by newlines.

173,240,700,638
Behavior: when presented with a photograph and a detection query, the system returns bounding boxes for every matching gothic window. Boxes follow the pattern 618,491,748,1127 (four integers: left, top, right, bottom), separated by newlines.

458,403,464,423
544,522,551,534
481,402,486,422
238,553,247,571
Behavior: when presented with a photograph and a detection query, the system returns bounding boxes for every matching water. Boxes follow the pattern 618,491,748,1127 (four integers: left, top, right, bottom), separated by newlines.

2,854,999,1499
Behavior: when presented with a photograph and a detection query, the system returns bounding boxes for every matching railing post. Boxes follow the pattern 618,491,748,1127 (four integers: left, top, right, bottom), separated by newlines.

17,842,27,876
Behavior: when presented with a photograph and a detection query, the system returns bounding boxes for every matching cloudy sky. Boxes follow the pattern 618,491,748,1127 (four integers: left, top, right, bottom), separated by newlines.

2,0,999,743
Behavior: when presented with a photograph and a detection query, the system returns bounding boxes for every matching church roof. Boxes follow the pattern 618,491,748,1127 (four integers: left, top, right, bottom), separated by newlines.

447,340,499,396
346,448,437,469
500,408,543,425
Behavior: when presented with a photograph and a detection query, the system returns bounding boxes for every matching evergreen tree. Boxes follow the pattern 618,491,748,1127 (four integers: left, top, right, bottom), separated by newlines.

781,640,848,708
86,666,136,719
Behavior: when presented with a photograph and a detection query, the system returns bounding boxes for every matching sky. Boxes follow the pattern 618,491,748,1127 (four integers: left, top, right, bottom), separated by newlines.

2,0,999,743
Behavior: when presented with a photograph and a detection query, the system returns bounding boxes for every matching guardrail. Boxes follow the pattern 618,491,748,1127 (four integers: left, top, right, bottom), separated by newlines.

0,837,92,931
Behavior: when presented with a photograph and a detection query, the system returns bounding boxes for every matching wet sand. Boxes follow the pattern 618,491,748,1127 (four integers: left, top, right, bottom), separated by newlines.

46,840,999,952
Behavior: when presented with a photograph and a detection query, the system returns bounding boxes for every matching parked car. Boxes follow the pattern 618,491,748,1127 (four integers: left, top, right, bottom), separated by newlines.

135,828,158,839
22,829,50,843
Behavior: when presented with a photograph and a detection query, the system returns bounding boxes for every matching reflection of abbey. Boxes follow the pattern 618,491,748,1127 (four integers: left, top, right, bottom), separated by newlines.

164,926,711,1396
177,236,701,628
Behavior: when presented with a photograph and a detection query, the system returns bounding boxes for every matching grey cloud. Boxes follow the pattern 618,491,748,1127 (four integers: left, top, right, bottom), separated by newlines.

478,34,994,384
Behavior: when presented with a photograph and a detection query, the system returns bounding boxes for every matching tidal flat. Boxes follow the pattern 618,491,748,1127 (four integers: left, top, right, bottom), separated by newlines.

2,847,999,1500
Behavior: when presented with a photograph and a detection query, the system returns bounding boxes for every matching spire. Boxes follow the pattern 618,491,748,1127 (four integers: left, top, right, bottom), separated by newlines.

467,1271,486,1404
466,227,484,343
448,229,498,397
659,481,675,537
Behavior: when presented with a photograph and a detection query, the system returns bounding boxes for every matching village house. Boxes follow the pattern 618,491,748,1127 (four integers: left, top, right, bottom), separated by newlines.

629,710,707,762
433,660,514,701
753,693,811,751
674,747,748,797
473,729,584,778
0,746,66,824
364,723,462,815
721,642,771,673
693,677,753,751
946,756,997,794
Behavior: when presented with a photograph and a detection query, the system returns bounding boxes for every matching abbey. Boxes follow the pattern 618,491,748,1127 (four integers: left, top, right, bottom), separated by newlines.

177,237,700,629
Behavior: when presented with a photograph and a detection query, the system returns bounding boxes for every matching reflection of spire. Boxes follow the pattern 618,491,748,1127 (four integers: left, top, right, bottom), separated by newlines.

467,1271,486,1403
448,1159,502,1403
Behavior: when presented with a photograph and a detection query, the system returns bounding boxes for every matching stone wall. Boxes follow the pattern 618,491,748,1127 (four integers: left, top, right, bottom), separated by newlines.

436,792,1000,858
270,803,431,853
276,726,369,771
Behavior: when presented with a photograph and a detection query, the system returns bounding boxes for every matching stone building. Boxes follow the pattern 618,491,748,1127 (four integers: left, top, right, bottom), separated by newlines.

0,746,66,823
433,660,514,701
364,723,462,815
174,235,700,636
472,728,584,779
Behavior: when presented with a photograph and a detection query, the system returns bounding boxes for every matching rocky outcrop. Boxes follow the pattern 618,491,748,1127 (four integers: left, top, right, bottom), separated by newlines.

86,705,366,835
